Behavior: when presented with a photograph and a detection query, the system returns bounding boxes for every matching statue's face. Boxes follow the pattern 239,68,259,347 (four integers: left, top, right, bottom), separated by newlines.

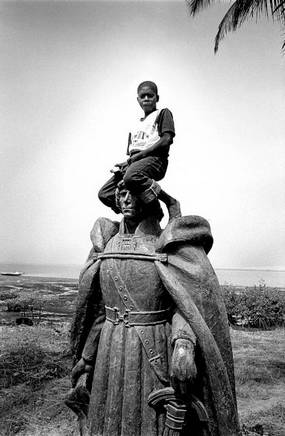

118,189,142,220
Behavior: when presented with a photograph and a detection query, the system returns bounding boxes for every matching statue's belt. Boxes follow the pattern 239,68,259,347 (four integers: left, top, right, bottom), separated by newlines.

92,252,168,263
103,254,170,384
105,305,171,327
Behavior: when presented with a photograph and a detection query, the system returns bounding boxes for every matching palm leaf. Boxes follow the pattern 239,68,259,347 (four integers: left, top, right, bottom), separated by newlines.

272,0,285,22
214,0,269,52
186,0,217,16
186,0,285,52
273,0,285,10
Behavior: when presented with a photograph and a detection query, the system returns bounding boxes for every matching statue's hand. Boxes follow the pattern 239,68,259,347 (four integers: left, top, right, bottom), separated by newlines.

71,357,93,388
171,338,197,395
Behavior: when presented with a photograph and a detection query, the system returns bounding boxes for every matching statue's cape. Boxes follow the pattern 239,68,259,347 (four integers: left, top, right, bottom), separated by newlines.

70,215,240,436
155,216,240,435
70,218,119,363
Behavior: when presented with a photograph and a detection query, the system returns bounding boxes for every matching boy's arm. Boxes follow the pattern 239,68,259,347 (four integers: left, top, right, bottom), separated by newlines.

128,132,173,163
128,108,175,163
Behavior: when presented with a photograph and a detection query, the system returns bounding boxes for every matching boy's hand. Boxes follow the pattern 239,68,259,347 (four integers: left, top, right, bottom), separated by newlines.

110,161,128,174
110,166,121,174
127,152,146,165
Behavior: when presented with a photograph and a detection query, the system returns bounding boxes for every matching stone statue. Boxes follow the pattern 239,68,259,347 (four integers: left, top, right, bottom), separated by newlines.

67,182,240,436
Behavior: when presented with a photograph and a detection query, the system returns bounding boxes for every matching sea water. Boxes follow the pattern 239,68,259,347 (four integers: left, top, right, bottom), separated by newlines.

0,263,81,280
216,268,285,288
0,263,284,288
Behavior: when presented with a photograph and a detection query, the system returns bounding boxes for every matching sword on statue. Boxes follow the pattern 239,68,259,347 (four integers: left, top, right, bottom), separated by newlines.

148,386,209,436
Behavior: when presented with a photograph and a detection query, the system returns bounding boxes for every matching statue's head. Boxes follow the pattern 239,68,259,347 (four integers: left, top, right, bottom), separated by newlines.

115,181,163,223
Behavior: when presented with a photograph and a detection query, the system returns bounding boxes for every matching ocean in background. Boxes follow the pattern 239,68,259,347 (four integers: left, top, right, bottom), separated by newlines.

0,263,285,288
0,263,81,280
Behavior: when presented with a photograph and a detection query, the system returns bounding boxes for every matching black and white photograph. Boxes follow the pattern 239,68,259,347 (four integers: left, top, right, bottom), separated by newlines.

0,1,284,435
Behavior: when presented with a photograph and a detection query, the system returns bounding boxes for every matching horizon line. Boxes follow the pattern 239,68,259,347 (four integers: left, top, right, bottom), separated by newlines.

0,262,285,273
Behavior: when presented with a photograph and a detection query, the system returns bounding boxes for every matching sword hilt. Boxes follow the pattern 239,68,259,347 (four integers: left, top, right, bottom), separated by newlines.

148,386,209,435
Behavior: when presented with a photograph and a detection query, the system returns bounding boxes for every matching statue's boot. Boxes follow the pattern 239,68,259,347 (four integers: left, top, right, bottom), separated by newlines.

139,181,181,221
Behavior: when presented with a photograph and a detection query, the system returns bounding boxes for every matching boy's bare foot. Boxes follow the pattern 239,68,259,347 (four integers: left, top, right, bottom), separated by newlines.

167,198,181,221
138,181,181,222
158,189,182,221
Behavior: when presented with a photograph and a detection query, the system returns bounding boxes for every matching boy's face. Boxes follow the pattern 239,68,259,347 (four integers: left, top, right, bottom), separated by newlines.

137,86,159,115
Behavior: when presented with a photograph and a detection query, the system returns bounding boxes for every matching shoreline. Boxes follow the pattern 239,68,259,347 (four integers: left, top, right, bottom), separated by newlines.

0,273,284,291
0,274,78,282
1,263,285,287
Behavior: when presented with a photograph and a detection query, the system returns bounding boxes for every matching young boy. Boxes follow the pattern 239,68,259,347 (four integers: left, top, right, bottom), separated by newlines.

98,81,181,220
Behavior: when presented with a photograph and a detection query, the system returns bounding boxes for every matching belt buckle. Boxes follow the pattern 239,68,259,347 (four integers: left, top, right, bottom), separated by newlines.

113,307,120,325
113,307,130,327
122,309,130,327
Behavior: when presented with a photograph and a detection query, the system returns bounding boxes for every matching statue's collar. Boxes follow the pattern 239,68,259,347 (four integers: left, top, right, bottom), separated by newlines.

119,216,161,237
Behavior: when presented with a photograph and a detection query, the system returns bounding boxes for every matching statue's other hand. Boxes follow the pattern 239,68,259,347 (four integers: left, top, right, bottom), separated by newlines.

171,338,197,395
71,358,93,388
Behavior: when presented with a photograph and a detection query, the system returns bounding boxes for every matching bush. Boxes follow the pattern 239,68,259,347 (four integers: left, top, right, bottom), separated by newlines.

0,326,70,390
0,291,17,301
0,343,69,389
222,284,285,329
5,291,56,321
0,324,72,435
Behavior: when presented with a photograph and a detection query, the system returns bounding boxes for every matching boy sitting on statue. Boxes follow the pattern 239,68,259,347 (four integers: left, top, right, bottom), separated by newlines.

98,80,181,220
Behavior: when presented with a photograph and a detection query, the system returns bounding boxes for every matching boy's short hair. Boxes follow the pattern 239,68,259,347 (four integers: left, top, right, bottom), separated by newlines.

137,81,158,96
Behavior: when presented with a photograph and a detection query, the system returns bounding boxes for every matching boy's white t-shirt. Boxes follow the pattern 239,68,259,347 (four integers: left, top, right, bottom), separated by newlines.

128,109,161,154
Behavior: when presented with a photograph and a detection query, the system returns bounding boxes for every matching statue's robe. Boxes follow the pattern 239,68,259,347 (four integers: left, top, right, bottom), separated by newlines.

70,216,240,436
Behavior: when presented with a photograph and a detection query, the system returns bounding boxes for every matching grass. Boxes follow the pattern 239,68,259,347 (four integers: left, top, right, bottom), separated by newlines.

0,277,284,435
0,325,284,435
0,324,78,436
232,328,285,435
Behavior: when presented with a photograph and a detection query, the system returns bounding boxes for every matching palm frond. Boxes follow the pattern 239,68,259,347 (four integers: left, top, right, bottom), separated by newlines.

186,0,216,16
272,0,285,23
214,0,269,52
186,0,285,52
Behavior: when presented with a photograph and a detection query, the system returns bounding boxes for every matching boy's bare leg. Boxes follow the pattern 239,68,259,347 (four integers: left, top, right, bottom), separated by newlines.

157,189,181,221
139,180,181,221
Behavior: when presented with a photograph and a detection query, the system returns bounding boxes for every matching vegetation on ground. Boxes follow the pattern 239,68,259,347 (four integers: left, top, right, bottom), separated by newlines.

4,291,58,321
221,283,285,329
0,324,77,436
232,328,285,436
1,324,284,435
0,276,77,324
0,277,284,435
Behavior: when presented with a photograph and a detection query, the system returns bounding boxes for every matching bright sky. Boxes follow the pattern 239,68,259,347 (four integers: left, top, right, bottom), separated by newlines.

1,0,284,269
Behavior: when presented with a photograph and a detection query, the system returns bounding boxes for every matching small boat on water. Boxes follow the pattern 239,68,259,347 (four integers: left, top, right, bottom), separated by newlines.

1,271,24,276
